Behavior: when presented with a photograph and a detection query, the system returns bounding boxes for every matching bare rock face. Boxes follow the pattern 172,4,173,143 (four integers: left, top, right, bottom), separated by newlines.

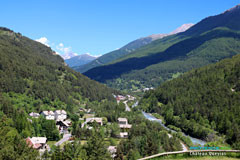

147,23,194,41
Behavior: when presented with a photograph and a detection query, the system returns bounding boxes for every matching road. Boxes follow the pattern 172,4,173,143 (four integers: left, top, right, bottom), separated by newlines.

180,141,188,151
55,134,71,146
123,100,131,111
168,132,188,151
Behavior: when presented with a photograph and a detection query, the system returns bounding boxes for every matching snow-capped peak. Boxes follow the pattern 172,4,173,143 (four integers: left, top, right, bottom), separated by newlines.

169,23,194,35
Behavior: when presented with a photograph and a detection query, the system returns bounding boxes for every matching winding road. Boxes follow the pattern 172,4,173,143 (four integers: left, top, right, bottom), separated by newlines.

55,134,71,146
123,100,131,111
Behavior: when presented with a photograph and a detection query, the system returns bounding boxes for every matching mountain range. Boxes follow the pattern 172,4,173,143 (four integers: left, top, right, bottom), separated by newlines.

74,23,194,73
65,53,97,67
83,4,240,91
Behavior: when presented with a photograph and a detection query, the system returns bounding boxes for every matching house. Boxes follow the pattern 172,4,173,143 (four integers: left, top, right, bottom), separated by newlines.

86,117,103,125
118,118,132,129
143,88,150,92
116,95,126,101
127,95,135,101
54,110,67,121
118,132,128,138
41,111,55,120
29,112,40,118
143,87,154,92
82,117,103,128
56,120,69,134
107,146,117,158
26,137,49,150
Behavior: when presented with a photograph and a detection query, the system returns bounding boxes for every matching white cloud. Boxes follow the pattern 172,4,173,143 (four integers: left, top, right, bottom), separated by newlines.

35,37,79,60
56,42,78,59
35,37,50,47
59,43,64,47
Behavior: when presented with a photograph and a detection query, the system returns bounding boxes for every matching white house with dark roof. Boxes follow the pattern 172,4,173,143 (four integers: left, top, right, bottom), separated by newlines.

41,111,55,120
118,118,132,129
54,110,67,121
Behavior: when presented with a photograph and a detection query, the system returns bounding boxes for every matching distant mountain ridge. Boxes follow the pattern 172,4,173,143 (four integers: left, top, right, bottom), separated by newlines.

65,53,97,67
84,4,240,91
75,23,194,73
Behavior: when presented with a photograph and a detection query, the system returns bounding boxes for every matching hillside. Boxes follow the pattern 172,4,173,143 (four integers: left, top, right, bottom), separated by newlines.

84,5,240,91
140,54,240,149
76,24,193,73
0,27,115,106
65,53,97,67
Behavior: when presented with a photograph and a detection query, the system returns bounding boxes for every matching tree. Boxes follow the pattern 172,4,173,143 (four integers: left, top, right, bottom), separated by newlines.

85,129,111,160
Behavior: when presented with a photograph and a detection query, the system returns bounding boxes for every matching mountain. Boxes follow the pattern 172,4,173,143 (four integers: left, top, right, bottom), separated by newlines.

184,4,240,36
61,52,78,60
65,53,97,67
140,54,240,149
84,4,240,91
0,27,117,159
0,27,115,106
75,23,193,73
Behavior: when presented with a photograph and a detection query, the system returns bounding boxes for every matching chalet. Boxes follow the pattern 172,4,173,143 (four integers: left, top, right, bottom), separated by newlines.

116,95,126,101
82,117,103,128
56,120,69,133
54,110,67,121
143,88,150,92
86,117,103,125
118,118,132,129
29,112,40,118
26,137,49,150
41,111,54,120
127,95,136,101
143,87,154,92
118,132,128,138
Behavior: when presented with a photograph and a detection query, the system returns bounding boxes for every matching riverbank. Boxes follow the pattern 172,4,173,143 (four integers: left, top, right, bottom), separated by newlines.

142,111,206,146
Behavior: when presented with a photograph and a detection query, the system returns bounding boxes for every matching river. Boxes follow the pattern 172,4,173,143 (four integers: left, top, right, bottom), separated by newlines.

142,111,206,146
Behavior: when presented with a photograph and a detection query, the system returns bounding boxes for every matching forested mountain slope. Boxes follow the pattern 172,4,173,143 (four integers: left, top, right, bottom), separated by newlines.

76,24,193,73
140,54,240,149
0,27,114,103
84,5,240,91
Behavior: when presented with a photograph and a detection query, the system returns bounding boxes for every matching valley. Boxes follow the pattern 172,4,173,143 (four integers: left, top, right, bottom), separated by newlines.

1,2,240,160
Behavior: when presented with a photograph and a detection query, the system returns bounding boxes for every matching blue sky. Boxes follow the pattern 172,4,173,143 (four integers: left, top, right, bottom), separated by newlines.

0,0,240,58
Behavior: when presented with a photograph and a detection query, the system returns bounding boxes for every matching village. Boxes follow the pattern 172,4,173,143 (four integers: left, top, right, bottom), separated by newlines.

26,94,136,158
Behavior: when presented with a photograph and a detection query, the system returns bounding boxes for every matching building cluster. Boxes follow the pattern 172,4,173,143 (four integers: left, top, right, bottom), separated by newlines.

115,95,136,102
29,110,71,134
